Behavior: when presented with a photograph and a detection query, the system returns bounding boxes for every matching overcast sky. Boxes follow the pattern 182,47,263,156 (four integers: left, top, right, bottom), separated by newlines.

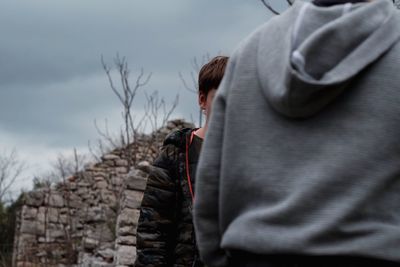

0,1,290,196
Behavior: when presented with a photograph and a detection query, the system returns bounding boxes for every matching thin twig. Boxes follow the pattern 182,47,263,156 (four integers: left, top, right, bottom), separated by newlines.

0,149,25,203
179,72,197,93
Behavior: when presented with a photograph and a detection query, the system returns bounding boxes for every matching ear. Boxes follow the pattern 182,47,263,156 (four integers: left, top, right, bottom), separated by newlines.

198,92,207,110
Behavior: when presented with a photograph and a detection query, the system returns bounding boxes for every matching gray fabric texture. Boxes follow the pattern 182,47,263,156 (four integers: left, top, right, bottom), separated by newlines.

193,1,400,266
313,0,369,6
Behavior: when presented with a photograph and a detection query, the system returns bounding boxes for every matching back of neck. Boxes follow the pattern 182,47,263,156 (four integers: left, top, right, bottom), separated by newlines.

195,126,207,139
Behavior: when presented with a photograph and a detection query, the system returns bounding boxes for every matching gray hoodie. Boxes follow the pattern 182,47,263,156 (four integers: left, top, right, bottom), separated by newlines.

193,1,400,266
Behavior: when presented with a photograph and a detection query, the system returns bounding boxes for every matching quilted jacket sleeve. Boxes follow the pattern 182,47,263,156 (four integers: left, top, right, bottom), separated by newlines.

135,144,179,267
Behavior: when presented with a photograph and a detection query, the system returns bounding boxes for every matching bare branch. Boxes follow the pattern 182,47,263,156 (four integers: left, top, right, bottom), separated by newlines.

99,54,181,167
162,94,179,127
94,119,119,149
101,55,125,105
179,55,211,94
179,54,213,126
34,149,88,188
190,71,198,91
101,54,175,167
87,140,101,162
0,149,25,203
178,72,197,93
73,148,79,174
136,68,152,88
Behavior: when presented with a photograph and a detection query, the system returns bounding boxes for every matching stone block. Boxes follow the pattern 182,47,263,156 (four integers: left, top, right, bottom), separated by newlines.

103,160,115,167
78,182,91,187
84,163,97,170
126,175,147,191
116,235,136,246
116,245,136,266
159,127,170,135
111,177,124,187
47,207,60,223
102,154,120,160
115,167,128,174
77,187,89,196
37,207,46,223
86,207,105,223
17,262,42,267
117,208,140,227
94,176,106,182
83,237,99,250
71,229,84,238
115,159,129,167
97,248,115,262
46,228,65,240
19,234,36,246
166,121,177,129
118,225,137,236
47,193,64,207
22,206,38,220
89,261,114,267
92,171,107,178
92,224,115,243
67,194,83,209
100,190,116,204
20,220,44,235
95,181,108,190
122,190,144,209
25,191,44,206
136,161,151,173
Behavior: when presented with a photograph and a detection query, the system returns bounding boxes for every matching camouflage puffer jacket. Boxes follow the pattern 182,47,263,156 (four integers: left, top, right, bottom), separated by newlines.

135,128,203,267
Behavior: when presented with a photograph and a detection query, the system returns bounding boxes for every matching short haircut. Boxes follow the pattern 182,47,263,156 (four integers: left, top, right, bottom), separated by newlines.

198,56,229,96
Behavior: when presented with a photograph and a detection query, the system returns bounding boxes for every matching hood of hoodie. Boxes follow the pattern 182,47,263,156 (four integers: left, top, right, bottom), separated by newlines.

257,0,400,118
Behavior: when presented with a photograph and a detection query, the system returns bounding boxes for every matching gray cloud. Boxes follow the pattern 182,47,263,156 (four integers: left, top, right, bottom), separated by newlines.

0,0,290,192
0,0,275,86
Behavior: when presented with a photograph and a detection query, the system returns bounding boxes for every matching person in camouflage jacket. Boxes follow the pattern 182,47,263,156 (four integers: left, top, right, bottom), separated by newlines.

135,56,228,267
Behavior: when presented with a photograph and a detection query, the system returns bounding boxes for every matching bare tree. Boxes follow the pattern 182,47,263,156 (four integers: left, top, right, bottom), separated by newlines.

0,149,25,204
99,54,179,166
101,54,151,156
99,54,152,167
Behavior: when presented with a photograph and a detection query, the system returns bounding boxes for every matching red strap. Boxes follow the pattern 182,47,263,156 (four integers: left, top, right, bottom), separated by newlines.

185,131,196,202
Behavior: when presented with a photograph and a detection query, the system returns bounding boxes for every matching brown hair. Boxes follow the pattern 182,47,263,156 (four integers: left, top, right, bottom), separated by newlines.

198,56,229,96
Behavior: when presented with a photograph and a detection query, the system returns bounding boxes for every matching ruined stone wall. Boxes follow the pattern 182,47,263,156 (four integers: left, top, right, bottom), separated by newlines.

13,120,194,267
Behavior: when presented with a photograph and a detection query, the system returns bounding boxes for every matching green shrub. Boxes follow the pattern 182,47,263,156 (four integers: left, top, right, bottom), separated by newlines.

0,196,23,267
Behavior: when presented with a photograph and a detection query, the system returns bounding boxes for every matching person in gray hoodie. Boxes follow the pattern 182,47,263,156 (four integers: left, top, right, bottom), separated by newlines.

193,0,400,266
